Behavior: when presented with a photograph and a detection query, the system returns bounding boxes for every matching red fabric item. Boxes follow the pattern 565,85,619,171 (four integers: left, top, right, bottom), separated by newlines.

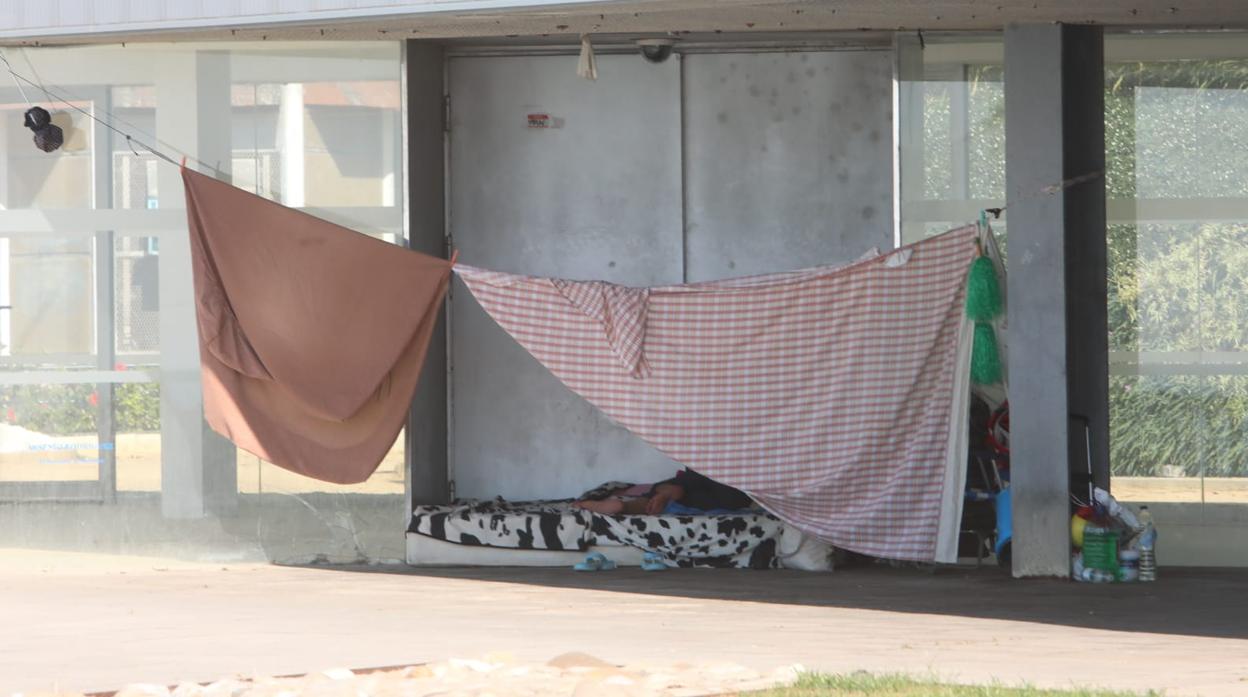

182,168,452,484
457,226,977,561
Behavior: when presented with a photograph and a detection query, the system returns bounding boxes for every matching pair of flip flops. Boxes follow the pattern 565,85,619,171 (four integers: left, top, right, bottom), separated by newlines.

641,551,668,572
573,552,617,571
572,551,669,571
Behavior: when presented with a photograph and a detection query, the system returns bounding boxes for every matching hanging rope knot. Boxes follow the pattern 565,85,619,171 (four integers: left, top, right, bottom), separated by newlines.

22,105,63,153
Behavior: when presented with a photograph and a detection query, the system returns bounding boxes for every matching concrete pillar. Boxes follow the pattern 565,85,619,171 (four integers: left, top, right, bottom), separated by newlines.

278,83,306,208
156,50,238,519
401,41,450,507
1004,24,1109,578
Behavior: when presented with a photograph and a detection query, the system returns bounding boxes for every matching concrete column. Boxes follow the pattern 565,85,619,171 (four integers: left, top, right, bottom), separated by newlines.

382,109,397,209
1004,24,1108,578
402,41,450,508
278,83,306,208
156,50,238,519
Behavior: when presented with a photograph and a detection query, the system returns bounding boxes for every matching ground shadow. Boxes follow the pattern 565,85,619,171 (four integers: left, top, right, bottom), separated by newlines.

299,561,1248,641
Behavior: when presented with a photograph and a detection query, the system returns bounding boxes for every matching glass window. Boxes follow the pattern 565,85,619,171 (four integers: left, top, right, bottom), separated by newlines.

1104,34,1248,505
228,48,405,496
896,35,1006,246
0,42,406,561
0,382,101,484
895,31,1248,508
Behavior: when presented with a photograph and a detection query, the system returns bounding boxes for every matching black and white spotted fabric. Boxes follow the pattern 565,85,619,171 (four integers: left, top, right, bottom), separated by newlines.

407,482,782,569
409,498,588,551
588,511,782,569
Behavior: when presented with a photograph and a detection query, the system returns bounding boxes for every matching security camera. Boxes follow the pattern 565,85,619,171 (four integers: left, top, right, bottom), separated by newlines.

637,38,676,64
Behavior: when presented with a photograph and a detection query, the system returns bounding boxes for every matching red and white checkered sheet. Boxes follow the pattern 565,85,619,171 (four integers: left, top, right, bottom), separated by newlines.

456,225,977,562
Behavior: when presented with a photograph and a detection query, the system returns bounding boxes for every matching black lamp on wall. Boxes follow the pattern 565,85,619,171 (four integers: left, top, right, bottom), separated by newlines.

23,106,64,153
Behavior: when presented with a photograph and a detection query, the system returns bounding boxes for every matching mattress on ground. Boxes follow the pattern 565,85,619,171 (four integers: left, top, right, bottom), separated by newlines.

409,498,588,552
405,534,647,567
404,526,835,571
407,494,785,569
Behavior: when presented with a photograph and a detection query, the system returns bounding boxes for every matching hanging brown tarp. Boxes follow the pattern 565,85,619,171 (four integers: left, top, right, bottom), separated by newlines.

182,167,452,484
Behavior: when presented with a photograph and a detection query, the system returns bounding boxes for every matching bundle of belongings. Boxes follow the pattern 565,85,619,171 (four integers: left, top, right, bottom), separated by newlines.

182,166,982,565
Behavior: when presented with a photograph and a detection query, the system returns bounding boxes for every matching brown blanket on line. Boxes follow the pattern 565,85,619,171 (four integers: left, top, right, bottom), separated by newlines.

182,168,452,484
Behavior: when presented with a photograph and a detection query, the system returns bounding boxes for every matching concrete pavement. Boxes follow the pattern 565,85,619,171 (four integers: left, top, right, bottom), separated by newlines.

2,550,1245,696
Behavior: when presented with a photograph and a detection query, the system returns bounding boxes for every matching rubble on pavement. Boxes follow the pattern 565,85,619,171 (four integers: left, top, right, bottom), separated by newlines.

17,653,803,697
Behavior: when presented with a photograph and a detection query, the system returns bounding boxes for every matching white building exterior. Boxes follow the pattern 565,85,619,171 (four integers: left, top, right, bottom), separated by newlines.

1,1,1247,574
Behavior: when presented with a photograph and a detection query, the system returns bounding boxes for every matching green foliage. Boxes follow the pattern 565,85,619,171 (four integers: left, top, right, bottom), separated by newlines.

923,66,1005,202
1,384,96,435
925,57,1248,479
116,382,161,432
1,382,160,435
1106,221,1248,477
745,671,1158,696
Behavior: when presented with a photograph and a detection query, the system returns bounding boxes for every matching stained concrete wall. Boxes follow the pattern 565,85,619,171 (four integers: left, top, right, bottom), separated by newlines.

447,54,686,501
448,49,894,501
683,51,894,280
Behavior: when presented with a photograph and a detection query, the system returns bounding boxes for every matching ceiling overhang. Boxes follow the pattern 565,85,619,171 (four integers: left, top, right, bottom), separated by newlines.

2,1,1247,46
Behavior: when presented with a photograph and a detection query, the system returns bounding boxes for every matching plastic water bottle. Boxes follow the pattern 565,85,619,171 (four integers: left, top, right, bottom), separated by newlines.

1137,506,1157,582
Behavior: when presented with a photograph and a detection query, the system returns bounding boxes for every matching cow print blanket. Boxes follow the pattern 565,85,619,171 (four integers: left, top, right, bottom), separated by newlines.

407,482,783,569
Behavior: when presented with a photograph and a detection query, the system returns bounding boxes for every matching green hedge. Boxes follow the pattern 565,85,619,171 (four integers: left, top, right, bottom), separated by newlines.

1,382,160,435
1111,375,1248,477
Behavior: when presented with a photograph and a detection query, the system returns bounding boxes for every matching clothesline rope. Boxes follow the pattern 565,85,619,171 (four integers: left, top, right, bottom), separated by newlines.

18,47,55,106
0,48,224,176
4,48,1103,232
982,169,1105,221
0,51,32,107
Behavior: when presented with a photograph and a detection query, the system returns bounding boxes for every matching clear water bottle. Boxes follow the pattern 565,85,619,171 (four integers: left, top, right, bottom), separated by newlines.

1137,506,1157,582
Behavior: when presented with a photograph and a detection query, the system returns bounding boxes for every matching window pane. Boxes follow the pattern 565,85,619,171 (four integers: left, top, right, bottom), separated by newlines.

2,236,95,362
896,33,1248,511
2,101,93,210
1,42,407,563
1106,36,1248,505
237,431,405,496
897,38,1005,244
114,236,159,356
115,377,159,492
0,383,100,483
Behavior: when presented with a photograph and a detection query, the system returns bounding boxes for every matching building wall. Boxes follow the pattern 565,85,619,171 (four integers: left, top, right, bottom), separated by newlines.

0,39,893,562
448,48,894,500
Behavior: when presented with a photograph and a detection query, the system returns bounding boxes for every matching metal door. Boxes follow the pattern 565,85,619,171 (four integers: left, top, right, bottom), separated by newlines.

447,54,684,500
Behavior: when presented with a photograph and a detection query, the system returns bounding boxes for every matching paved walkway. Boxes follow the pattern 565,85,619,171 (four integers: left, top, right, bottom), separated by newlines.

2,550,1246,696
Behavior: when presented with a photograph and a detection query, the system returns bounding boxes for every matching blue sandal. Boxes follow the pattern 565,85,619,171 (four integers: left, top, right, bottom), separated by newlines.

573,552,617,571
641,552,668,571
